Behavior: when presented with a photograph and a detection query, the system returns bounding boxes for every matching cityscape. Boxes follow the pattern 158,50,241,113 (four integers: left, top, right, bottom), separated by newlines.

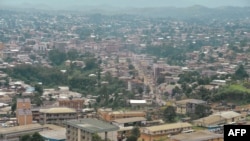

0,1,250,141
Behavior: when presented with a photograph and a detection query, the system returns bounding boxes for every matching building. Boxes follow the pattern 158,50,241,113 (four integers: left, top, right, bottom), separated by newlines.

193,111,246,127
170,130,223,141
58,98,84,112
111,117,146,127
129,100,148,108
175,99,207,114
16,98,33,125
39,124,66,141
64,118,119,141
0,124,48,141
98,108,146,122
39,107,77,126
140,122,193,141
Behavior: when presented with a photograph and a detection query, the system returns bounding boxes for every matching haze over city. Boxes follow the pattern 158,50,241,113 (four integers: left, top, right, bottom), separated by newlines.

1,0,250,9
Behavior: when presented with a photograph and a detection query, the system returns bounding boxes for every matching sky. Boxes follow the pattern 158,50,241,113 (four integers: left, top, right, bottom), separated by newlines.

1,0,249,9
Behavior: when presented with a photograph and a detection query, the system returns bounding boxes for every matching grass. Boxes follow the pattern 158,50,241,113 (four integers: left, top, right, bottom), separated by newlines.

192,126,207,131
246,115,250,121
229,84,250,93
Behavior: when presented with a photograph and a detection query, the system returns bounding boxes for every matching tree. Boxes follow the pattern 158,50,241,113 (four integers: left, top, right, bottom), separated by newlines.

20,134,31,141
131,126,140,139
234,64,249,80
31,132,44,141
20,132,44,141
35,84,43,95
84,58,97,70
192,104,211,119
137,86,143,94
92,133,102,141
157,76,165,85
126,135,137,141
48,49,67,66
67,49,78,60
163,106,176,122
128,64,135,70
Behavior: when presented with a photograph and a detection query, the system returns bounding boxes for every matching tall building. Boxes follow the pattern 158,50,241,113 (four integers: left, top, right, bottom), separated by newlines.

39,107,77,126
16,98,33,125
64,118,119,141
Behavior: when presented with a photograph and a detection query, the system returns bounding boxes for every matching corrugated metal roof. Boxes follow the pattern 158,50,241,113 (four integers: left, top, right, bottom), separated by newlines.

144,122,192,132
39,107,76,114
112,117,146,124
64,118,119,133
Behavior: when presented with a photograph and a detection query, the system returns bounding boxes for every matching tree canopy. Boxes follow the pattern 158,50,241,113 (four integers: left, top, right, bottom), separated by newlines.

163,106,176,123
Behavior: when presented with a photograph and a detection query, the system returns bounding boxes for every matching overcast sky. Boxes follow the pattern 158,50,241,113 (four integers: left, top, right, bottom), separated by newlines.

1,0,249,9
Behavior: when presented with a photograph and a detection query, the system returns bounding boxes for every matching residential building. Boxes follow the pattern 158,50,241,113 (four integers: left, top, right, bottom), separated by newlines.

175,99,207,114
39,107,77,126
64,118,119,141
16,98,33,125
140,122,193,141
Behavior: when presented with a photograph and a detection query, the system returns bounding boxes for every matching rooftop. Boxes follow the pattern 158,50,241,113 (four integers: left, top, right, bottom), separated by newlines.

129,100,147,104
144,122,192,132
39,107,76,114
109,111,145,115
0,124,46,134
214,111,242,119
64,118,119,133
193,115,225,126
39,128,66,140
170,130,223,141
17,98,30,103
176,99,206,105
112,117,146,124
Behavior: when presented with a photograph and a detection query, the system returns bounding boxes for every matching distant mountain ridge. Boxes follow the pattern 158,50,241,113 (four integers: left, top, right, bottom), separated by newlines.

1,4,250,19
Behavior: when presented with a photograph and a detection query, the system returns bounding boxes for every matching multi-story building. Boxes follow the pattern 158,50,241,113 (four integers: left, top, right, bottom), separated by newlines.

39,107,77,126
0,124,48,141
58,98,84,112
175,99,207,114
16,98,33,125
140,122,193,141
64,118,119,141
98,108,146,122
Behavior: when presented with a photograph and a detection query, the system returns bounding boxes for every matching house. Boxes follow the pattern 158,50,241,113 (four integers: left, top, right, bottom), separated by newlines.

140,122,193,141
175,99,207,114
